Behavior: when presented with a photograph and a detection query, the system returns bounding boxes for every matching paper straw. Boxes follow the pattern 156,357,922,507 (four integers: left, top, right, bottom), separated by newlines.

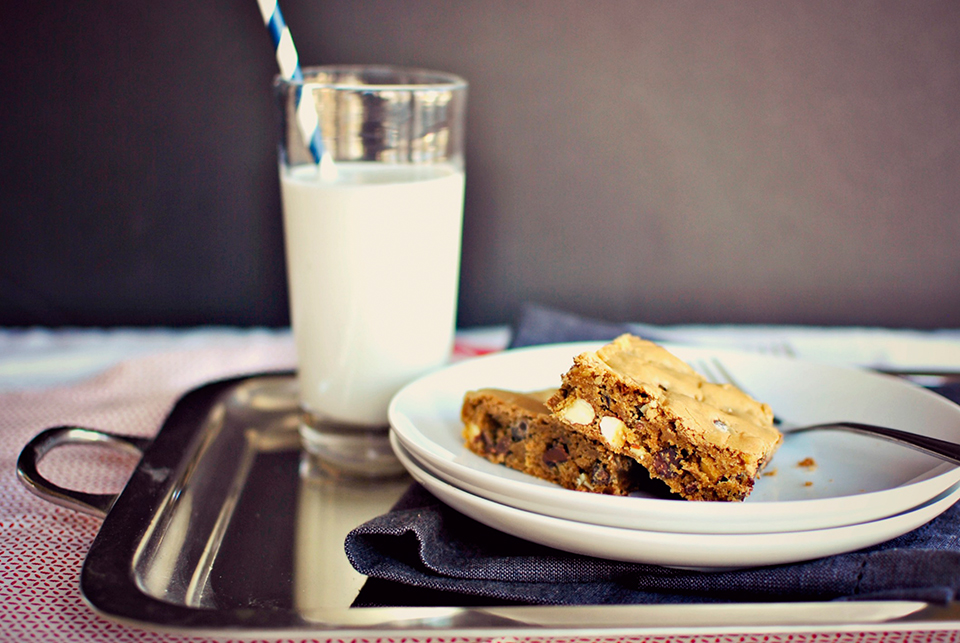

257,0,325,164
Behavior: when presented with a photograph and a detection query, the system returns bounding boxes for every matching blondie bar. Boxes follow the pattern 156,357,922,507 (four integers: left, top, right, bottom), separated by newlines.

462,388,646,496
547,335,781,501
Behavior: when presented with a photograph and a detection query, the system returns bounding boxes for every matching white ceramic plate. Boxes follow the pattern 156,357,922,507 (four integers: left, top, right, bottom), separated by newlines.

392,434,960,569
388,342,960,534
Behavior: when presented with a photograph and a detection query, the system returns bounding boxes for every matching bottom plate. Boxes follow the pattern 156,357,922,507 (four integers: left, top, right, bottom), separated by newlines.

392,433,960,570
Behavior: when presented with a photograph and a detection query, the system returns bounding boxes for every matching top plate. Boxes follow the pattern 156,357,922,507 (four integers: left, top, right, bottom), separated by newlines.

388,342,960,534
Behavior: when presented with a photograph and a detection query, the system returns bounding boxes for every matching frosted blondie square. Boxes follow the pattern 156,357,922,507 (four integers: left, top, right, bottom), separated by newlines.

547,334,781,501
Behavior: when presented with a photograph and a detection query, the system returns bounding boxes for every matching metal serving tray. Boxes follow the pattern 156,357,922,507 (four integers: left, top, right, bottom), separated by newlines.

16,373,960,639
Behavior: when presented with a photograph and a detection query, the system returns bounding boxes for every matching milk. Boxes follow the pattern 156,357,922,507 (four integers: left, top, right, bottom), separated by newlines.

280,162,465,427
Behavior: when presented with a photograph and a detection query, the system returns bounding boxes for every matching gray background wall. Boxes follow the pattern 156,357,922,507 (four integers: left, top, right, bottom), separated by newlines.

3,1,959,329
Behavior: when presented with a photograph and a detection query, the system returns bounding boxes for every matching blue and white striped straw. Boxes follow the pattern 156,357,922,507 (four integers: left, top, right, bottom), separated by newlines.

257,0,325,164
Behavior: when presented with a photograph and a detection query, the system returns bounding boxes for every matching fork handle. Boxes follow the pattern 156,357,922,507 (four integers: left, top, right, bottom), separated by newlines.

791,422,960,466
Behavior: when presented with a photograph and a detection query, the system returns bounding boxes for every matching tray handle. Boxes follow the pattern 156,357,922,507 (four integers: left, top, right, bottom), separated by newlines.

17,426,151,518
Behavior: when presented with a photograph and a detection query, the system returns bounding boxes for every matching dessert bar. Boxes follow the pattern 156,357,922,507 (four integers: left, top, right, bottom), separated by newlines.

462,388,646,496
547,335,781,501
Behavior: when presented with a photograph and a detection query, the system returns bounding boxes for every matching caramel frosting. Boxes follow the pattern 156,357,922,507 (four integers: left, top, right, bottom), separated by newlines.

585,334,780,457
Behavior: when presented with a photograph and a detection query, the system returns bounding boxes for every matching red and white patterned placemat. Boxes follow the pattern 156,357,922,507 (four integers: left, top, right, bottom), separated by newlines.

0,332,298,642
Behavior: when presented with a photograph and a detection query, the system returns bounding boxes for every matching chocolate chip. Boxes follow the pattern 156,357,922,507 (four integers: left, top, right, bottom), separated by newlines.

652,446,680,479
480,431,495,451
542,444,569,465
510,421,528,441
493,434,511,455
591,463,611,485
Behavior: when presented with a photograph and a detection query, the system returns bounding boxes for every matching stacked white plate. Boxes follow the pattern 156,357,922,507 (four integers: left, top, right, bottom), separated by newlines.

388,342,960,570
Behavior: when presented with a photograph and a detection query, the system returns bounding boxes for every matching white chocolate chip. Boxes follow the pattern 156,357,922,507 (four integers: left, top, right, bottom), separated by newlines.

599,415,627,449
575,472,594,489
640,401,659,417
557,397,596,425
713,419,730,432
464,422,481,441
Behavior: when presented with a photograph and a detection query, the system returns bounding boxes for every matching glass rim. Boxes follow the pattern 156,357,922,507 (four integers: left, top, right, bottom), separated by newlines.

274,64,467,92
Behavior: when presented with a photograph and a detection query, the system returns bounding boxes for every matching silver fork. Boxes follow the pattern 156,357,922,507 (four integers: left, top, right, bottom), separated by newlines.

695,358,960,466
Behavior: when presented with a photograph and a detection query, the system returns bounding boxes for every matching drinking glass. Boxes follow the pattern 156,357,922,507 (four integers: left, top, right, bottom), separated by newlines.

275,65,467,476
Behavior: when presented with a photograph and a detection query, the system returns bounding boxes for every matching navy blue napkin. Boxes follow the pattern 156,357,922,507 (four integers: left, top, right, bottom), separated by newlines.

345,304,960,607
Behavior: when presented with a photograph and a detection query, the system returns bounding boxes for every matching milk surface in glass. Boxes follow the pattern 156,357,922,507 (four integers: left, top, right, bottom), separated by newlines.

280,162,464,427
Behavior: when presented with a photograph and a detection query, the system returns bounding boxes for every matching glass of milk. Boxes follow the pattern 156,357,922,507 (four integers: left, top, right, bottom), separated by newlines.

275,66,467,477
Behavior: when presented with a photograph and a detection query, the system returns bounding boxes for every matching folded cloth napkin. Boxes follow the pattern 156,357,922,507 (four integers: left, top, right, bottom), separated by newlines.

345,305,960,607
347,483,960,607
